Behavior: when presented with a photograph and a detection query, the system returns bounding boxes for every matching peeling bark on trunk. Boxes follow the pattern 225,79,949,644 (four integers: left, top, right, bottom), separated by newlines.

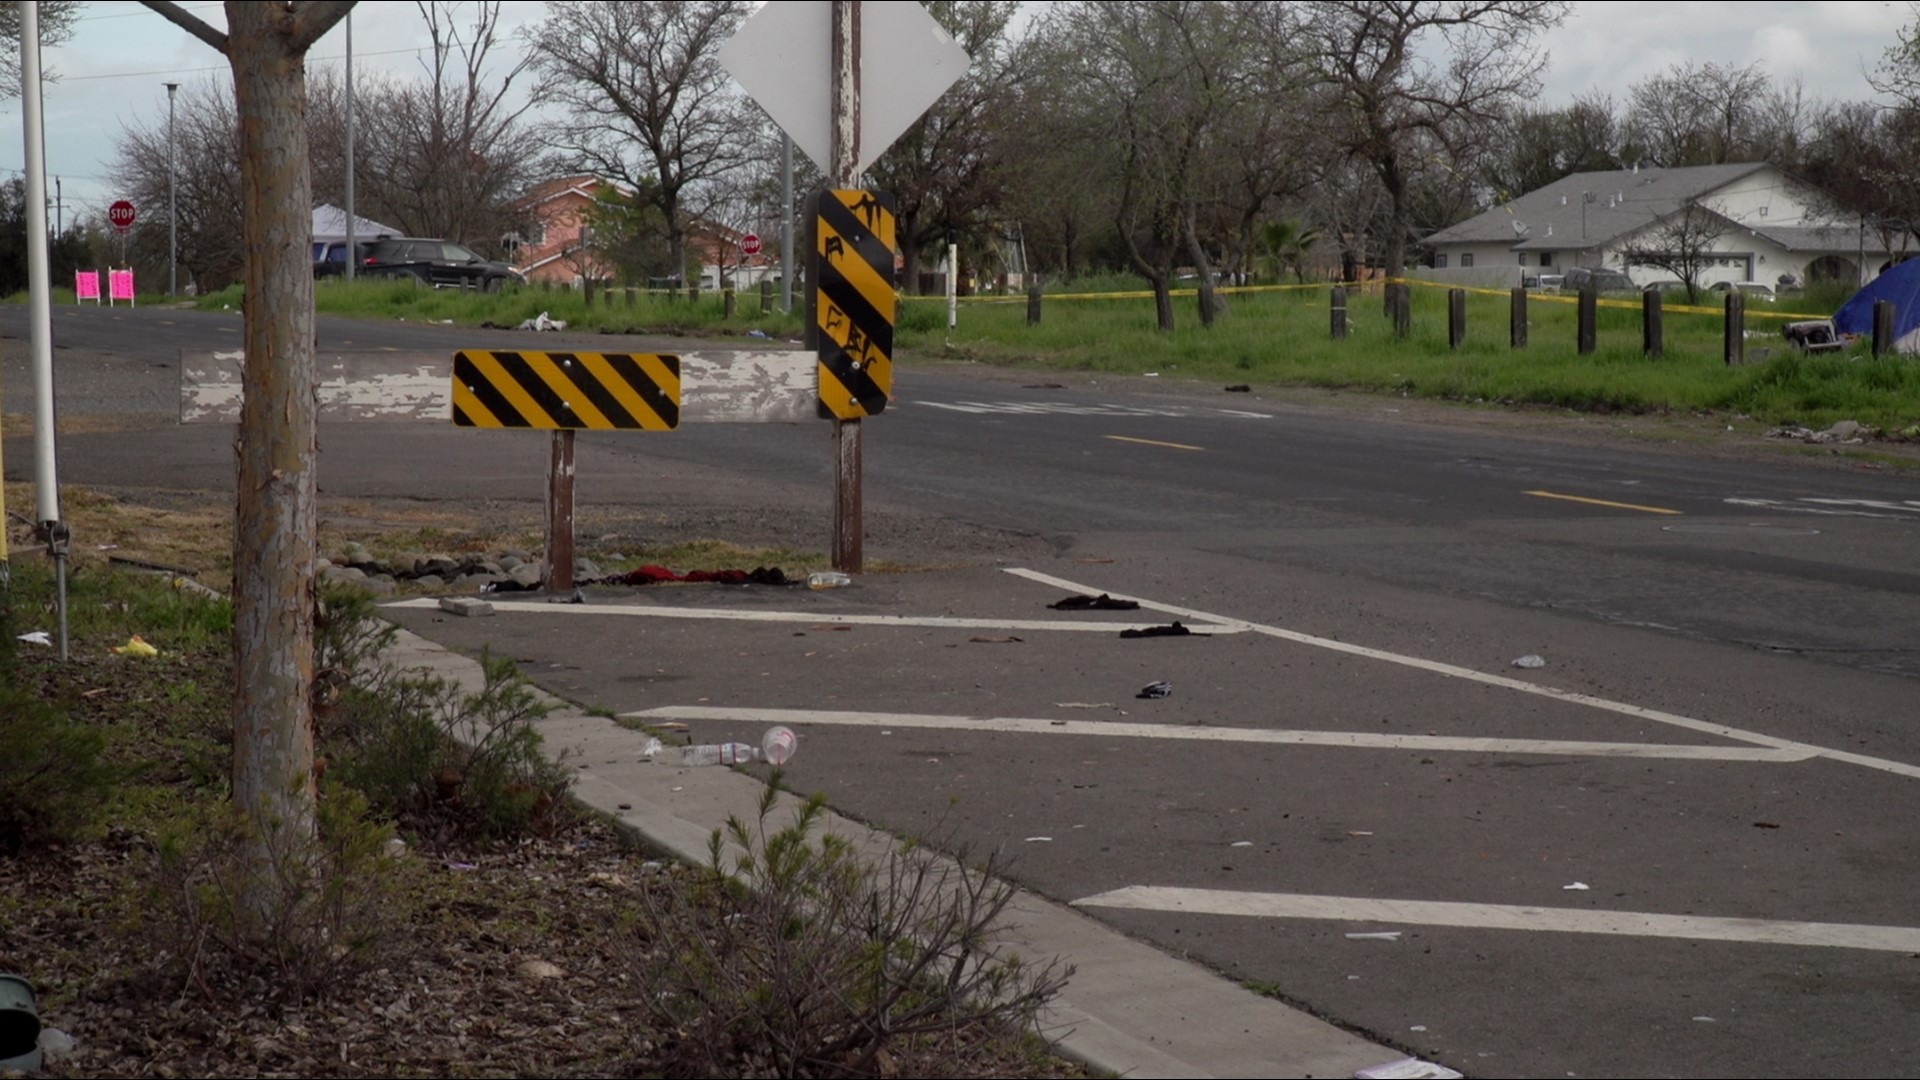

228,2,322,854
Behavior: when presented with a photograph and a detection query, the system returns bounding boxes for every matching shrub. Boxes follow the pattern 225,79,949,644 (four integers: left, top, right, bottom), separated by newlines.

151,782,401,1002
315,586,572,841
637,778,1071,1078
0,685,129,854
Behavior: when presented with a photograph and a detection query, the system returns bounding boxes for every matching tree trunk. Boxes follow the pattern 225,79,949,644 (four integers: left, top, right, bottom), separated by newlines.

1151,275,1174,332
1184,209,1226,327
228,4,321,882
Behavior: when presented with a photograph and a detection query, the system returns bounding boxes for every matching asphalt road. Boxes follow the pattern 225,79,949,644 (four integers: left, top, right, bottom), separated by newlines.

8,303,1920,1077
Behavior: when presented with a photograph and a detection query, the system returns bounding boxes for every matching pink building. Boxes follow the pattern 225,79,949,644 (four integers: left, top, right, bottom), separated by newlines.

512,175,626,285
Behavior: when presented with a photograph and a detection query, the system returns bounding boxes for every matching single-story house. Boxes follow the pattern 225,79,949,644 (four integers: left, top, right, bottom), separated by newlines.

1422,163,1900,290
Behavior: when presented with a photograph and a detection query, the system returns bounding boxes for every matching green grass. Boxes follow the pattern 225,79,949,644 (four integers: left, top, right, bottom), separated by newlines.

897,281,1920,430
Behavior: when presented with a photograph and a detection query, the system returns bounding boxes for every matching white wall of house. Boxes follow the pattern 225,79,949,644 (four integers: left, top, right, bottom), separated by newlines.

1700,170,1815,226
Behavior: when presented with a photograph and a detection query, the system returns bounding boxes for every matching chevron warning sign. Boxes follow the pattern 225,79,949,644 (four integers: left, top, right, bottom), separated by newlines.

814,189,897,418
452,350,680,430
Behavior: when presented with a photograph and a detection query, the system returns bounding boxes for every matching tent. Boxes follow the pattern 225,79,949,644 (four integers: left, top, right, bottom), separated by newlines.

310,204,401,259
1834,258,1920,353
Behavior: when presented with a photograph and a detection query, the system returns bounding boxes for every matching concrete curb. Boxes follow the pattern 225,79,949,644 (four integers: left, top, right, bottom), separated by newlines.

385,626,1398,1079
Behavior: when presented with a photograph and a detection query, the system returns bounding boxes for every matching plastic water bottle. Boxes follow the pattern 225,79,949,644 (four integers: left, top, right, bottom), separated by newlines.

678,742,761,766
808,571,852,590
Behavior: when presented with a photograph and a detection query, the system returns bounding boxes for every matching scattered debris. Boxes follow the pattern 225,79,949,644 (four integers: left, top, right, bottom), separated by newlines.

746,328,770,338
1344,931,1402,942
1356,1050,1456,1075
546,588,587,604
640,737,664,762
807,570,852,589
1121,622,1206,639
1136,680,1173,699
1511,654,1545,669
761,726,797,766
1766,419,1875,444
1692,1016,1717,1023
110,635,158,658
1348,830,1374,837
1022,382,1065,389
15,631,51,646
438,596,496,618
1049,592,1141,611
601,565,793,586
1563,882,1590,891
1224,384,1251,392
36,1028,74,1064
809,624,854,632
1053,702,1114,709
1230,841,1253,848
968,635,1024,644
515,959,564,980
1076,557,1116,564
515,311,568,332
1754,821,1781,829
1024,836,1053,843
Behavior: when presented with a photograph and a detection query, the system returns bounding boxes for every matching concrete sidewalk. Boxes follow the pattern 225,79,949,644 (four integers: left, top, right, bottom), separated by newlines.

389,625,1407,1080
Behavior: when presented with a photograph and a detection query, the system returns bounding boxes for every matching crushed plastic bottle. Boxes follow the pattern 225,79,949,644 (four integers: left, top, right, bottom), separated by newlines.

807,571,853,590
1511,654,1546,669
677,742,762,767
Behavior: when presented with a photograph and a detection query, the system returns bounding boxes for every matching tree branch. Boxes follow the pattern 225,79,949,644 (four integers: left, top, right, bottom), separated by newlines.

287,0,358,52
139,1,228,53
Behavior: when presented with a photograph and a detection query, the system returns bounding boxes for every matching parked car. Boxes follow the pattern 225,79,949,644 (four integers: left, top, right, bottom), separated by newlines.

1640,279,1685,293
1525,273,1565,293
1561,266,1636,293
319,236,525,291
1710,280,1776,301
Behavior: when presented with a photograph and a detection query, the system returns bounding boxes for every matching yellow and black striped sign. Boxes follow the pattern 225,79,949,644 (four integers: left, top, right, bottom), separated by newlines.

814,189,897,418
452,350,680,430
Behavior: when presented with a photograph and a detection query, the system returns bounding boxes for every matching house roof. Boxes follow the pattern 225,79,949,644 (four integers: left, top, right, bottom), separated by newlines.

1427,163,1774,252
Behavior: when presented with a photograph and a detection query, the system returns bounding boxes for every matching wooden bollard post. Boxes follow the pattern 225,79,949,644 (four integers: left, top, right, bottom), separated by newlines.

1724,290,1746,366
1577,286,1597,355
760,279,773,314
724,288,736,318
1510,287,1528,348
1027,281,1042,326
1874,299,1896,356
1447,288,1466,349
583,278,596,305
540,278,551,292
1642,289,1664,358
624,286,636,309
1331,285,1348,339
1391,283,1411,338
687,285,699,304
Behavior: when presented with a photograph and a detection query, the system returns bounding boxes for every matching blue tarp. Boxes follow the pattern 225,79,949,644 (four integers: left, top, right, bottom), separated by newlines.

1834,259,1920,353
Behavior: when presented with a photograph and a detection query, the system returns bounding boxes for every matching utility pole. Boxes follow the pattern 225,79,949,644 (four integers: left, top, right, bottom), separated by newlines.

829,0,862,573
344,12,355,281
780,133,793,313
167,82,179,296
20,1,69,657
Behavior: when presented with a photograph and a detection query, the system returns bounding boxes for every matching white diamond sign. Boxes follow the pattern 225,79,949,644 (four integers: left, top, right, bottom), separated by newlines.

718,1,971,177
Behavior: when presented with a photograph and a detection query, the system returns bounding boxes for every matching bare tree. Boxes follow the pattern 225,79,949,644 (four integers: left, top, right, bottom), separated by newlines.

139,0,357,911
527,1,758,283
0,2,80,99
1617,202,1730,303
112,80,248,292
350,1,542,250
1622,61,1811,169
1483,93,1623,201
1297,0,1568,277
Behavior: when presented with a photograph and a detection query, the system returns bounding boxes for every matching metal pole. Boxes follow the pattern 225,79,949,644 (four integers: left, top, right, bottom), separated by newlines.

344,13,356,282
20,1,67,658
167,82,178,296
830,0,863,574
946,240,958,329
780,132,793,313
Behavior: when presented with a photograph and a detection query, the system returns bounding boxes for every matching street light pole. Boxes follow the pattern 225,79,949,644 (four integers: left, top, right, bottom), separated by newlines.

166,82,178,296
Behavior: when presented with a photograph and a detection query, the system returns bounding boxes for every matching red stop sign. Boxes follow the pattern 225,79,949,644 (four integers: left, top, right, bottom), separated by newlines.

741,232,762,256
108,200,137,232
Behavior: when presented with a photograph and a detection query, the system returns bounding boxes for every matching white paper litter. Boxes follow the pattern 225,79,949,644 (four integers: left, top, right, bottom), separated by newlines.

1345,931,1402,942
17,631,52,646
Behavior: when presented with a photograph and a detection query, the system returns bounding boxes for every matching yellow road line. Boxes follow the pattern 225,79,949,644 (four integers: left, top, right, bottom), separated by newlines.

1524,489,1682,515
1106,435,1204,451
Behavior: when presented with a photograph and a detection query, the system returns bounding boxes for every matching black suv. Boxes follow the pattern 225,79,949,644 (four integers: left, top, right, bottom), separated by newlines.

317,237,524,291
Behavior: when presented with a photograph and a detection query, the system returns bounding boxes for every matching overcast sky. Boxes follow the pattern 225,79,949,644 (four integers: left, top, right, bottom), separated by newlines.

2,0,1913,223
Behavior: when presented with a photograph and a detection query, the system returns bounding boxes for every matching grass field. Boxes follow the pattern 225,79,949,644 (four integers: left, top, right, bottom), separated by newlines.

896,279,1920,431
